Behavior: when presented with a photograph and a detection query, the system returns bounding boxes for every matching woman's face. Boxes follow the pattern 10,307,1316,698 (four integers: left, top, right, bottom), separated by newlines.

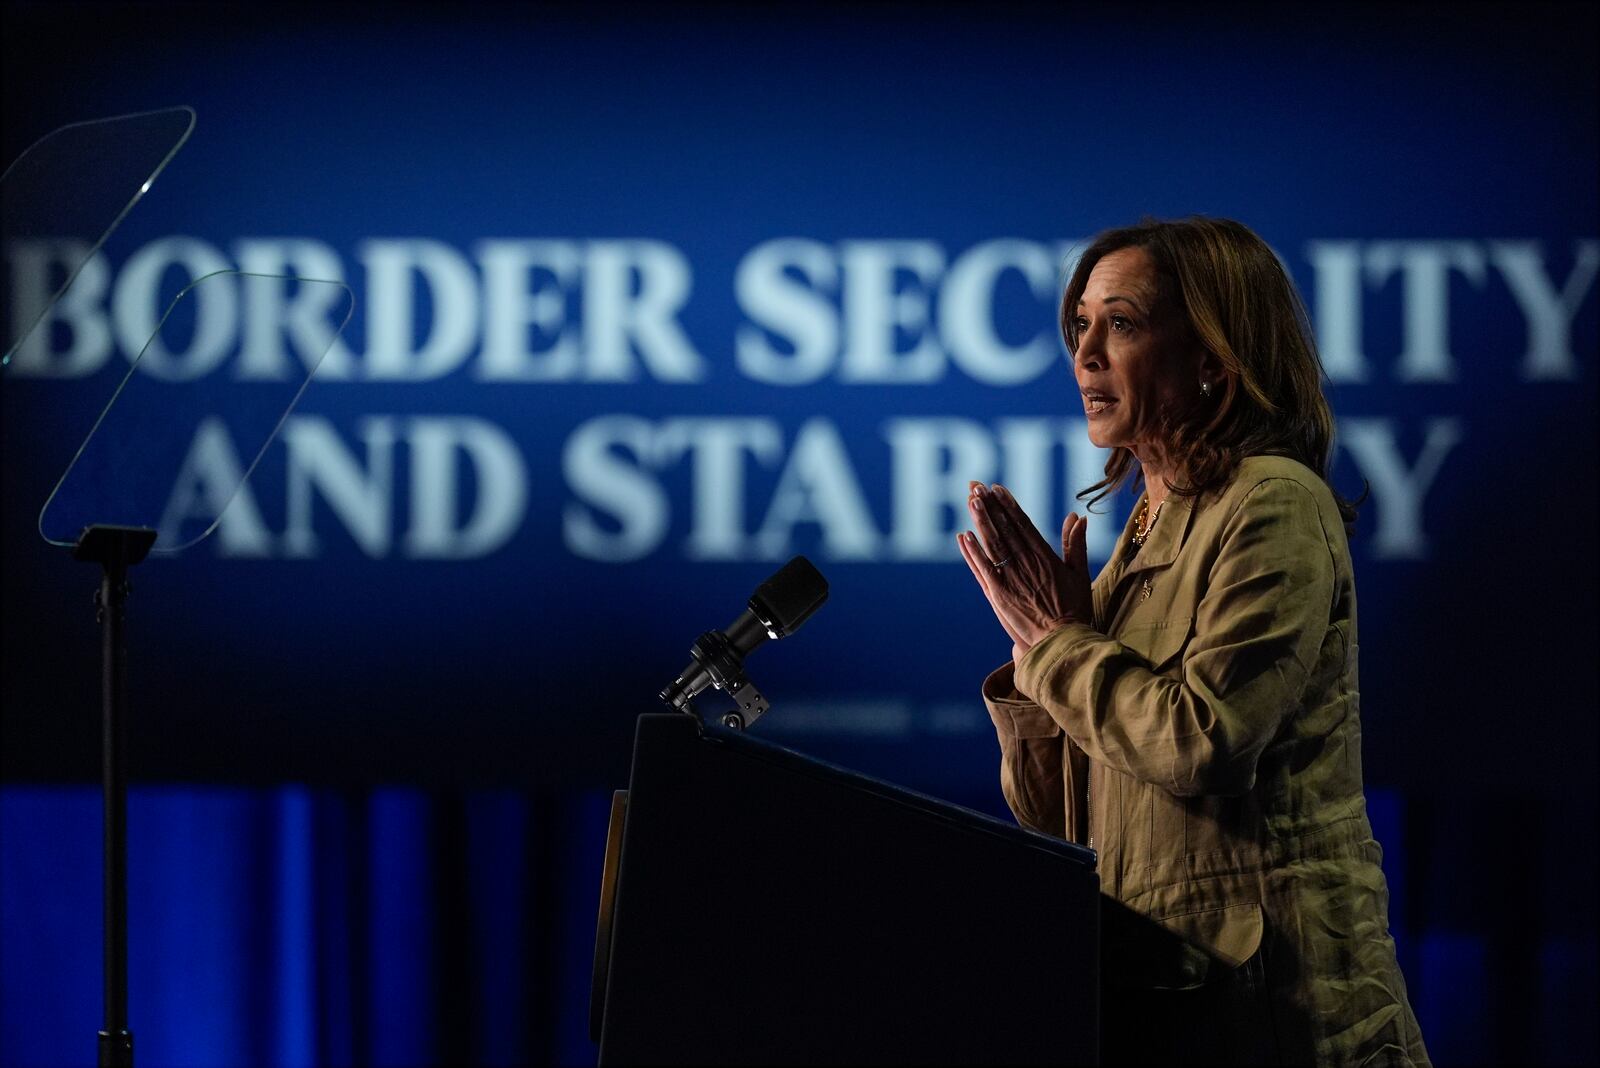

1069,246,1202,455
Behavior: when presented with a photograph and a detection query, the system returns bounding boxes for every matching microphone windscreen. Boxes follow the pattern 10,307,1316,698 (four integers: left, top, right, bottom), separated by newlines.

749,556,829,638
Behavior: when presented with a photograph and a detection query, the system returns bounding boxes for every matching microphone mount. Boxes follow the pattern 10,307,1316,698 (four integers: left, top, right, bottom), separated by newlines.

658,555,827,731
676,628,770,732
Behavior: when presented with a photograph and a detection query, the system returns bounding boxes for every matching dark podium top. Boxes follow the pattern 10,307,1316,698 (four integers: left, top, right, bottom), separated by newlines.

593,714,1101,1065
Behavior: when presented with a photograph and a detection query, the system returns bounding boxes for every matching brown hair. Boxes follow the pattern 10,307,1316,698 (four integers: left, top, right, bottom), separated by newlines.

1061,215,1360,525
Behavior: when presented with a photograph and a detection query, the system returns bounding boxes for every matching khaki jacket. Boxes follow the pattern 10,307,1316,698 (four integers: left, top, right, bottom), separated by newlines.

984,455,1429,1066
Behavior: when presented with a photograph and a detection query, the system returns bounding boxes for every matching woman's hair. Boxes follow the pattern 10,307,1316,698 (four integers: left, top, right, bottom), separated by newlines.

1061,215,1359,525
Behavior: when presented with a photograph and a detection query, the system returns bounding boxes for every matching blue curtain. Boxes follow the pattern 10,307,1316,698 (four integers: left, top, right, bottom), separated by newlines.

2,785,1594,1066
0,786,610,1067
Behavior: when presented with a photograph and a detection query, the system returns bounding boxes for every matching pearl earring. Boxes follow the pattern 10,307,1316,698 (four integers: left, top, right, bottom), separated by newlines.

1200,380,1212,397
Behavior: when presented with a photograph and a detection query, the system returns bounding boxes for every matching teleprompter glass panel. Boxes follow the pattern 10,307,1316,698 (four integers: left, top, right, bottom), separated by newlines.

2,106,195,367
38,270,354,554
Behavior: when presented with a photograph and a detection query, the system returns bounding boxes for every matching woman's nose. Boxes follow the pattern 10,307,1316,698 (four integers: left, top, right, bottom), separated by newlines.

1075,339,1107,371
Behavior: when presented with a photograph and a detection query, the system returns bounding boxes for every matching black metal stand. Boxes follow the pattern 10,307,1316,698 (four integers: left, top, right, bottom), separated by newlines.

72,524,156,1068
661,627,771,731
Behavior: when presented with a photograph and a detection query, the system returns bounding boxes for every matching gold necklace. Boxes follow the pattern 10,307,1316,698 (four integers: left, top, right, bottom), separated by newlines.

1130,497,1164,602
1131,496,1164,547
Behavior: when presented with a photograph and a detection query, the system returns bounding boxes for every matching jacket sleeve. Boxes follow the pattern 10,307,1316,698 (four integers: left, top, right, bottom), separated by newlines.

982,661,1067,837
1014,477,1339,797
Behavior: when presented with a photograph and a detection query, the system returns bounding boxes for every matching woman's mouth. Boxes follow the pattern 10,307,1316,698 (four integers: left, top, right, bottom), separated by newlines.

1083,392,1117,415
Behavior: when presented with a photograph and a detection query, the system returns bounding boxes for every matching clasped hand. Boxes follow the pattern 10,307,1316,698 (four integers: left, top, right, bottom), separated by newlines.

957,482,1094,663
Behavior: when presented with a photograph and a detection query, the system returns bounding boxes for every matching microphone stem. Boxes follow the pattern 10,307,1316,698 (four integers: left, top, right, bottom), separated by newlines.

723,611,769,656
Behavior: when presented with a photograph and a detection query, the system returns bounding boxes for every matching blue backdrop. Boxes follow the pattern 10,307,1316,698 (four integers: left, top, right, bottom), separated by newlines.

2,2,1596,1065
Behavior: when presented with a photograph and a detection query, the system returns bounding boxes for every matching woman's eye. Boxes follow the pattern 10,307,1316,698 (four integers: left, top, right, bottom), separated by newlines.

1073,317,1089,332
1111,315,1131,332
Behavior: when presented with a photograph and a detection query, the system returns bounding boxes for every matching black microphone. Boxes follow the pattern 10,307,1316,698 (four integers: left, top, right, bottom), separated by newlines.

659,556,829,725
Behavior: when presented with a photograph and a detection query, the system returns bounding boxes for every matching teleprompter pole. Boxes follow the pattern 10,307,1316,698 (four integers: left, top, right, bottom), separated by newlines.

73,525,156,1068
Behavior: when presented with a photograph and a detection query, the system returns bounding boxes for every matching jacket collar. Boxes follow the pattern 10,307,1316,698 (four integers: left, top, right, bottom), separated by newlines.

1121,490,1197,577
1092,490,1198,628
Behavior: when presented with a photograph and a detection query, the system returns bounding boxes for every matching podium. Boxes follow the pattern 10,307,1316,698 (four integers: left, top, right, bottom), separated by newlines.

591,714,1101,1065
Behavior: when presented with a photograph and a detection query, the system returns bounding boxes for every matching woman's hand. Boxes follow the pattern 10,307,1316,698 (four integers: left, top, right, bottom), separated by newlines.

957,482,1094,661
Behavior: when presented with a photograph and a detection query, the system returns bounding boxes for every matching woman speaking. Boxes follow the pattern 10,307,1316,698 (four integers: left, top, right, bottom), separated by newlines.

960,217,1429,1066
